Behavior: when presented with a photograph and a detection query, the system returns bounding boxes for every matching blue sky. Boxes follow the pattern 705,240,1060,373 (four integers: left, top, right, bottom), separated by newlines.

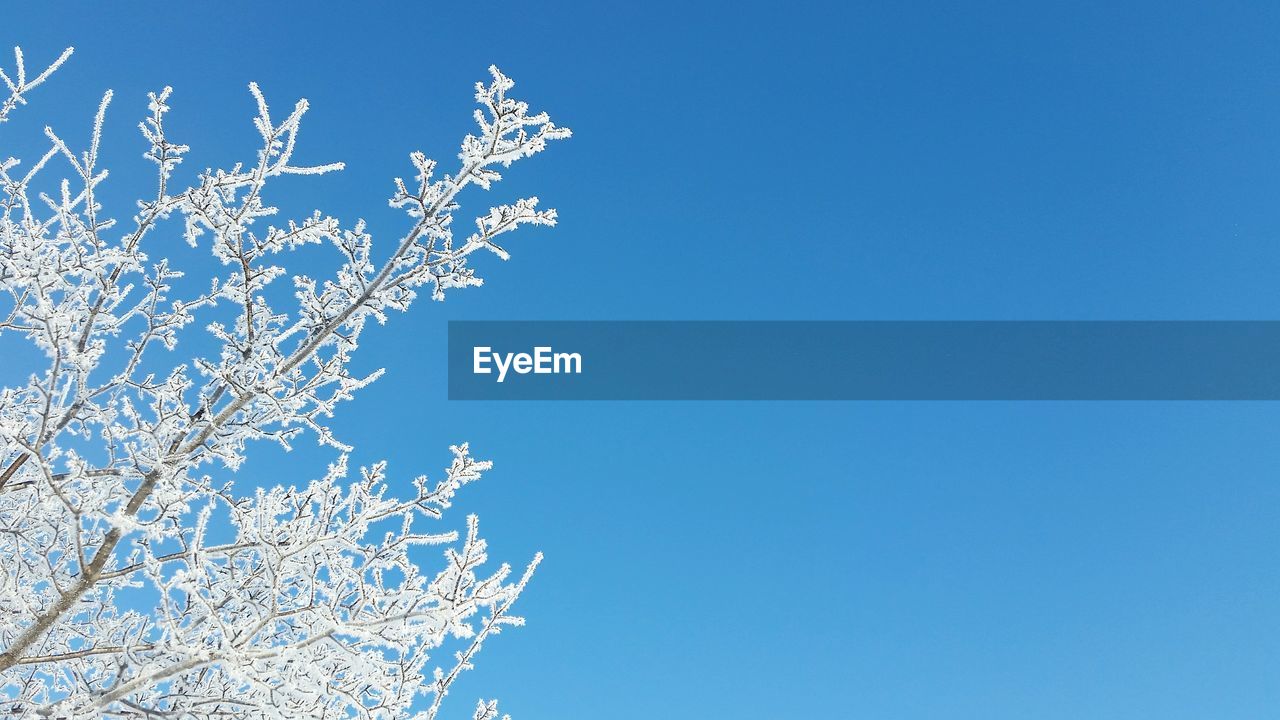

4,1,1280,718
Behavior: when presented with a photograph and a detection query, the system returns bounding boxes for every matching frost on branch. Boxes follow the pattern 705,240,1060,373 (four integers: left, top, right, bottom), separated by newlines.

0,47,568,718
0,46,73,124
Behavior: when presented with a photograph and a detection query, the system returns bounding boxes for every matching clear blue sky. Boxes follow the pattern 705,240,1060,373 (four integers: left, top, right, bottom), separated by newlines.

5,2,1280,718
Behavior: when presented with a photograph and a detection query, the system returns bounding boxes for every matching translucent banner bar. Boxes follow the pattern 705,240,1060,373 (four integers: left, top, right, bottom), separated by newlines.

447,321,1280,400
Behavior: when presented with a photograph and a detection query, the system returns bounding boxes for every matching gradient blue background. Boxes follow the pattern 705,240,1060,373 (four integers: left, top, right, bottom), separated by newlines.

4,2,1280,718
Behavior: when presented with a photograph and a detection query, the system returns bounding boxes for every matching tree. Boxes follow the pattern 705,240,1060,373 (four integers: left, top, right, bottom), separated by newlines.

0,46,570,719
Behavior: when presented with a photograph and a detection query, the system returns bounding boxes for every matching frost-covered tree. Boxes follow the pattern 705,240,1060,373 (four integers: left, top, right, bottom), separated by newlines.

0,46,569,719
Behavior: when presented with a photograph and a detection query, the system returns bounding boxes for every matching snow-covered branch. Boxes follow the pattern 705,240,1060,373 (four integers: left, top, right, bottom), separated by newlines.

0,48,569,719
0,47,74,124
